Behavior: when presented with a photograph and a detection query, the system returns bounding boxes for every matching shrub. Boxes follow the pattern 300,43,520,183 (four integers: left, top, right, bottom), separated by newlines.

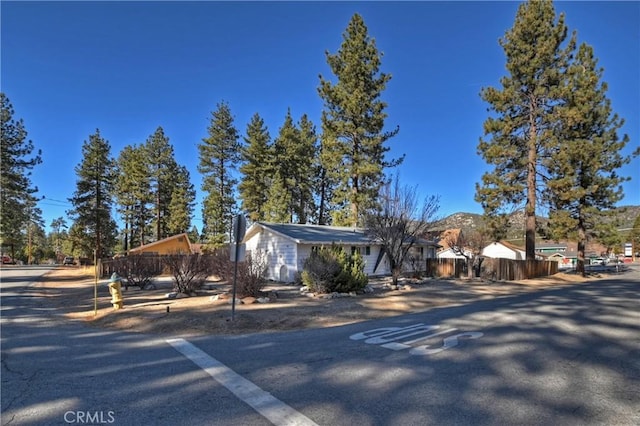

111,255,161,290
301,248,343,294
349,251,368,290
162,253,214,295
235,250,268,298
301,246,368,294
209,247,233,281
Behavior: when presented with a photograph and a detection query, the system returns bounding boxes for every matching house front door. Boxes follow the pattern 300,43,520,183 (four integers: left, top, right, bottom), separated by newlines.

279,265,288,282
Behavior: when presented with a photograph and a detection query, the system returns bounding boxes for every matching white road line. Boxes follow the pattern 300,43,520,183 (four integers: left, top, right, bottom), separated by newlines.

167,338,318,426
402,328,458,345
380,328,458,351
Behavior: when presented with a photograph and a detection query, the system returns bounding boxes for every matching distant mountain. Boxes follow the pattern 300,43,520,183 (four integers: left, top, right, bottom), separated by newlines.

613,205,640,230
432,212,484,233
434,205,639,237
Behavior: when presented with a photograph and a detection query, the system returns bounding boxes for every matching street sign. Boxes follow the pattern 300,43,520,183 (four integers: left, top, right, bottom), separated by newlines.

232,214,246,244
230,214,247,321
229,243,246,262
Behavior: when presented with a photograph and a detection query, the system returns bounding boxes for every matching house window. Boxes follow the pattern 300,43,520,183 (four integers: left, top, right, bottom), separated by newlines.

351,246,371,256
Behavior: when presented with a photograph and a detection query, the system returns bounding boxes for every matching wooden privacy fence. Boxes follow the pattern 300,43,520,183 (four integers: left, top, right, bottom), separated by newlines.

99,256,166,278
425,258,468,278
482,258,558,281
425,257,558,280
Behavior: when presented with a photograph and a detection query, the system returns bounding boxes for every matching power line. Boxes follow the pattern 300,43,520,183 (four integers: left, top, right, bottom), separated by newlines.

41,196,72,206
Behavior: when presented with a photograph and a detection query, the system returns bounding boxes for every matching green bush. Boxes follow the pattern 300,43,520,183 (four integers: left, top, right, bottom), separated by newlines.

301,246,368,294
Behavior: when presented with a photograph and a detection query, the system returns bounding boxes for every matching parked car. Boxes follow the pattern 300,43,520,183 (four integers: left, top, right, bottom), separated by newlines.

63,256,75,265
2,255,15,264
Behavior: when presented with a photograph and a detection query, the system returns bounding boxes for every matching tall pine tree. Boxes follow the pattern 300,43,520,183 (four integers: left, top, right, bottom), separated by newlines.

115,144,152,250
265,109,317,223
166,164,196,236
24,196,44,264
115,129,195,249
144,127,180,241
238,113,271,222
263,170,291,223
295,114,318,223
0,93,42,259
545,42,635,274
315,133,338,225
318,13,401,227
198,101,240,246
50,217,67,261
476,0,575,259
68,129,118,258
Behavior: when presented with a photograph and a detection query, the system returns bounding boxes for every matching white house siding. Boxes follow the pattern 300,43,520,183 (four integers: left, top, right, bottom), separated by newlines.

296,244,312,273
368,246,389,276
295,245,431,277
297,244,388,277
245,224,436,282
244,229,297,282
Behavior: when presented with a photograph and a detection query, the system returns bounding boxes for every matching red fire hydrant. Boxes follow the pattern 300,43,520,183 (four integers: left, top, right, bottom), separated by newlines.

108,273,124,310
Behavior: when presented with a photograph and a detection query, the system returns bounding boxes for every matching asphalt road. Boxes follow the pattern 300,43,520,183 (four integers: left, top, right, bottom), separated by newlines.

1,266,639,425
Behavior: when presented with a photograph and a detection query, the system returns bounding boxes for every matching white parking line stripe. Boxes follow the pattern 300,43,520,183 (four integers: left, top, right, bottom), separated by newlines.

167,338,318,426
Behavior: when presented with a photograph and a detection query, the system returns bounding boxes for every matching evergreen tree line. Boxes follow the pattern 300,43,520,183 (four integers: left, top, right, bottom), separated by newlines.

0,93,43,263
2,4,637,264
196,12,401,246
1,13,401,258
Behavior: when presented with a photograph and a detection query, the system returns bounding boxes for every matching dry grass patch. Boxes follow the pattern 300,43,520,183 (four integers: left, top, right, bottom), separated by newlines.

37,268,596,336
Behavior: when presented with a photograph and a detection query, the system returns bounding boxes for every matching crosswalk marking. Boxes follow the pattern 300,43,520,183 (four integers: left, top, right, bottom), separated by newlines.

167,338,318,426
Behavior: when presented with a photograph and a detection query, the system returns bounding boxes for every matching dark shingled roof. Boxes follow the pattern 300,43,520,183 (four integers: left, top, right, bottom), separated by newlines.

245,222,440,247
254,222,373,245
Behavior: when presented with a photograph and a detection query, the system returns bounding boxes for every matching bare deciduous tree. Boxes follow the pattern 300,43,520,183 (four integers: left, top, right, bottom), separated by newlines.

162,252,214,295
365,175,440,288
236,250,268,297
112,254,161,290
442,228,489,278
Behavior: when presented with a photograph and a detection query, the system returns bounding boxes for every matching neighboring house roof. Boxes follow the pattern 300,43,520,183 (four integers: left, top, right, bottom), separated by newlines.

129,233,193,254
498,240,526,253
437,247,471,259
243,222,440,247
485,241,525,253
482,241,526,257
537,241,607,256
484,241,551,260
536,242,568,250
548,250,578,259
436,228,462,251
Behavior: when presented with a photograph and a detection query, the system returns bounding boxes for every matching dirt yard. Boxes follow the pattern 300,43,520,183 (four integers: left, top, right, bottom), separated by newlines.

37,267,597,336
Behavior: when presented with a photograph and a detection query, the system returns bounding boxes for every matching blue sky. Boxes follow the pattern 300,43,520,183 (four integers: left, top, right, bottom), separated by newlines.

2,1,638,233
